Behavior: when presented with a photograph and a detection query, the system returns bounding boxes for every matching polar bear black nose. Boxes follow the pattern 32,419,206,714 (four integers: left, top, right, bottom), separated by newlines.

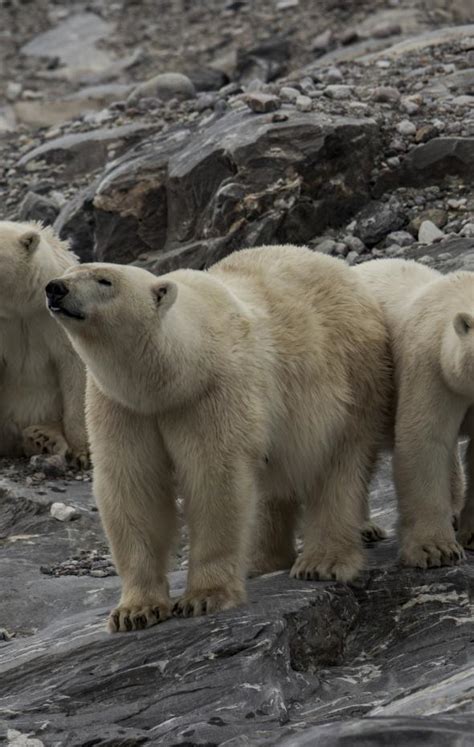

46,281,69,301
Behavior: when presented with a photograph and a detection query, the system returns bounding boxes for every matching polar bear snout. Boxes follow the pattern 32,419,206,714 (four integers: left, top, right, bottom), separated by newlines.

46,280,69,303
46,278,85,321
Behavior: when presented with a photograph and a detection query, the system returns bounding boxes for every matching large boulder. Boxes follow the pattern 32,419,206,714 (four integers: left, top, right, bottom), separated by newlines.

55,109,380,268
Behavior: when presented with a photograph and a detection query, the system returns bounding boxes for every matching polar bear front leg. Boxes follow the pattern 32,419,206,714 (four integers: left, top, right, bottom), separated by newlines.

87,380,176,633
291,440,367,583
395,379,465,568
174,457,257,617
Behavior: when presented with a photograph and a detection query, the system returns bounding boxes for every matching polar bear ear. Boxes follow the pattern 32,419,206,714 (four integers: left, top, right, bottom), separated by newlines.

19,230,40,252
152,281,178,311
454,312,473,337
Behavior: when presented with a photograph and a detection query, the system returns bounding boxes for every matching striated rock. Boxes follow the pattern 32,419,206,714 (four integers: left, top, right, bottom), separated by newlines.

60,110,379,267
1,441,473,745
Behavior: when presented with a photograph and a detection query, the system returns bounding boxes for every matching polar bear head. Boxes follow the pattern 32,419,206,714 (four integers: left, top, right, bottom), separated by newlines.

46,263,181,411
0,221,76,319
46,262,178,331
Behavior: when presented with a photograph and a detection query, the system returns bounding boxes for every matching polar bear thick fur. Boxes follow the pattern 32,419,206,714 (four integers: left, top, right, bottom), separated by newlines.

48,245,391,632
0,221,88,464
355,257,474,567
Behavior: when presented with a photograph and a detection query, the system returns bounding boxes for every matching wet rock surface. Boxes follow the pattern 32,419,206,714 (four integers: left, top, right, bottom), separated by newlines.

0,448,473,746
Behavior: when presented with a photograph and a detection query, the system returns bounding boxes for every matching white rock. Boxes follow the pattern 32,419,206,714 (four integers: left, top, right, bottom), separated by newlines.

50,502,79,522
460,223,474,237
326,67,343,83
296,95,312,112
397,119,416,136
418,220,445,244
7,729,45,747
276,0,299,8
6,82,22,101
279,86,299,103
324,84,352,100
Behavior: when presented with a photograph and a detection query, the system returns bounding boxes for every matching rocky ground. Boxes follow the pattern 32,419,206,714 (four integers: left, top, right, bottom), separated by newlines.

1,1,474,745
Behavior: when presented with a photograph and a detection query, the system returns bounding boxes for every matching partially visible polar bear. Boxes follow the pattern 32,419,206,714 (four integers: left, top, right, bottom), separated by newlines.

48,245,391,632
0,221,88,464
355,257,474,567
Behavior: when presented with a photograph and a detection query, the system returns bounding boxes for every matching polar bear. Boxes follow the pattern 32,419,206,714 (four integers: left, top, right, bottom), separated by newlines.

355,257,474,567
0,221,88,464
47,245,391,632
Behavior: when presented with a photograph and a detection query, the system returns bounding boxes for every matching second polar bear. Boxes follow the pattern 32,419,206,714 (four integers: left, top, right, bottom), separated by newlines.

355,257,474,567
0,221,88,464
47,245,391,632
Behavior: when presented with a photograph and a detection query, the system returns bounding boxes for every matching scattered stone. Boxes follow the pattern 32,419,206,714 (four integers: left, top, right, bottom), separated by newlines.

6,82,22,101
296,95,312,112
409,208,448,235
128,73,196,104
460,222,474,237
418,219,445,244
29,454,67,477
244,92,281,113
415,124,439,143
18,191,59,226
371,86,400,103
354,199,406,246
343,235,366,253
385,230,414,247
279,86,299,102
346,250,359,265
314,238,337,254
311,30,333,55
372,22,402,39
324,84,352,100
397,119,416,136
50,502,79,522
326,67,343,83
276,0,299,8
447,197,467,209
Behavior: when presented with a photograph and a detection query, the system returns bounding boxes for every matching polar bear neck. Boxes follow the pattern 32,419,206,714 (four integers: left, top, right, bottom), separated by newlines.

71,299,226,415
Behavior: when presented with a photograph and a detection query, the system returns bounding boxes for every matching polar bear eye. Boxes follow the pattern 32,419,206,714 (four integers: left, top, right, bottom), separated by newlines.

98,278,112,286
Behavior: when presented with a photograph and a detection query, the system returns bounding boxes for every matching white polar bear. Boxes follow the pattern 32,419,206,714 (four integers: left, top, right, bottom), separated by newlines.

0,221,88,464
355,257,474,567
48,245,391,632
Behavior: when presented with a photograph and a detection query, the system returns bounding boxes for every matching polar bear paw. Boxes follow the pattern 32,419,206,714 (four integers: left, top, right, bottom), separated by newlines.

290,546,364,583
400,535,465,569
173,587,245,618
362,521,387,543
22,424,68,459
107,600,172,633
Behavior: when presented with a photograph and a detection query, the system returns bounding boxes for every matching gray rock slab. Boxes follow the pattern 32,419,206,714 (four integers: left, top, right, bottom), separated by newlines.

20,13,116,81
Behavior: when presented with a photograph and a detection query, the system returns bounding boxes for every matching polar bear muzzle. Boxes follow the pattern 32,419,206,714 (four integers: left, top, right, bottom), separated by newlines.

46,279,85,321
